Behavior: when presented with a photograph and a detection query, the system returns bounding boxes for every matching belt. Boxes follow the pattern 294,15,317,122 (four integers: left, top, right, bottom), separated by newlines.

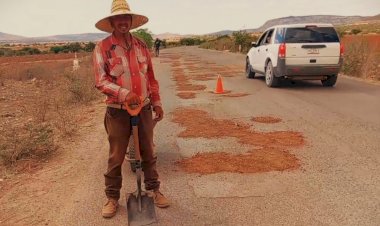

107,98,151,110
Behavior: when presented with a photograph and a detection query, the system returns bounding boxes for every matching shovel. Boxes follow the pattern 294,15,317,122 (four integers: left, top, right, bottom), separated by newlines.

123,100,157,226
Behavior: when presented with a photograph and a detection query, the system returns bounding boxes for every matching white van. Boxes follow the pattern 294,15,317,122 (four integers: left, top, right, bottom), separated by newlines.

246,24,344,87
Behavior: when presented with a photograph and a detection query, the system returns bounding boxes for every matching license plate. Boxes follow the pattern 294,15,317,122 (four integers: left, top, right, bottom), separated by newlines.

307,49,320,54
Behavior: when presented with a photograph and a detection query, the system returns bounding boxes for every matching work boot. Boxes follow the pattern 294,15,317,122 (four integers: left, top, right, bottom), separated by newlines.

102,198,118,218
153,190,170,208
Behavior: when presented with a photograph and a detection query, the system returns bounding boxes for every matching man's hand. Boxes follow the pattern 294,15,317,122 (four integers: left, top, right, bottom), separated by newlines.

153,106,164,122
125,91,141,106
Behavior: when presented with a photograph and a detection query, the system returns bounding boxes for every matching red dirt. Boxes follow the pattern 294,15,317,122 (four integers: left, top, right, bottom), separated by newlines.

177,83,207,92
172,108,304,149
171,65,207,92
252,116,282,124
191,74,215,81
178,149,300,174
173,108,305,174
177,92,196,99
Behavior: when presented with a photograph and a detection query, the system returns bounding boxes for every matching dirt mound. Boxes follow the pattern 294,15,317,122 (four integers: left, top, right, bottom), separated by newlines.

252,116,282,124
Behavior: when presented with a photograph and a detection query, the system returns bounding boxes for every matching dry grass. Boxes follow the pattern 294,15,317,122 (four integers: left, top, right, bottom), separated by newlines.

342,35,380,80
0,123,55,167
0,53,100,170
0,61,71,81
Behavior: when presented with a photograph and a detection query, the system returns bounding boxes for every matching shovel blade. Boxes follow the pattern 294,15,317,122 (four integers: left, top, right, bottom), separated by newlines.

127,193,157,226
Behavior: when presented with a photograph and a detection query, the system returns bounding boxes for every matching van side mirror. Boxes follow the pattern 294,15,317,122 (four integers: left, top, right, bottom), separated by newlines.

251,42,257,47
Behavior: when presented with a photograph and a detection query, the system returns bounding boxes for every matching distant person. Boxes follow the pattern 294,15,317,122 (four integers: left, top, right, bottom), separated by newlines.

93,0,170,219
154,38,161,56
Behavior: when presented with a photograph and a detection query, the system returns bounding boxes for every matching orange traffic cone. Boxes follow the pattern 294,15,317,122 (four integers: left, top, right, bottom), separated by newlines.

214,75,225,94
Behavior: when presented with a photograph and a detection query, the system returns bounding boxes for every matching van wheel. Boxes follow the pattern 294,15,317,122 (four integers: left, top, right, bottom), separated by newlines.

245,58,255,79
265,61,279,87
321,75,338,87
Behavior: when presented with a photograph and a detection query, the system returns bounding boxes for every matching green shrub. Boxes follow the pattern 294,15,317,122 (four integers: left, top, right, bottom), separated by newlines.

20,47,41,55
84,42,96,52
179,37,204,46
132,28,154,49
351,29,362,35
50,46,63,54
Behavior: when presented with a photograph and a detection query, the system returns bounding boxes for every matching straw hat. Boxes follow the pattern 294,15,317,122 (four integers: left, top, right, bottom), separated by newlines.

95,0,149,33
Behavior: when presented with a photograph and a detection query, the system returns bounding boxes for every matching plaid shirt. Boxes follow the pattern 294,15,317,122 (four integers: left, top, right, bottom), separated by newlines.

93,33,161,107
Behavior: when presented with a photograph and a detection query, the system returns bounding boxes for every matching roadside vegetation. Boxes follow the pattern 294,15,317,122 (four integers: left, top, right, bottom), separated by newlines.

132,28,154,49
198,29,379,80
341,35,380,80
0,42,96,57
0,53,101,172
336,22,380,37
199,31,259,53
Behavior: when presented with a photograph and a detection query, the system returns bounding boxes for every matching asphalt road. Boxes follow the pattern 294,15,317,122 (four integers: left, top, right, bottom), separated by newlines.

1,46,379,226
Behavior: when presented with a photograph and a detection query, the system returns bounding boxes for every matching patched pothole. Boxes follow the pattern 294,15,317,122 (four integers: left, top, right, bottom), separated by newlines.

252,116,282,124
177,92,196,99
173,108,305,174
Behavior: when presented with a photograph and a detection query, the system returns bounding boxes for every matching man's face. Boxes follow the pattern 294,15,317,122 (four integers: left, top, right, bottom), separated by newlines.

110,15,132,34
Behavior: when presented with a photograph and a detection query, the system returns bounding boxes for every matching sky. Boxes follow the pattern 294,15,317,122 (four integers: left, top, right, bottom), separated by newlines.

0,0,379,37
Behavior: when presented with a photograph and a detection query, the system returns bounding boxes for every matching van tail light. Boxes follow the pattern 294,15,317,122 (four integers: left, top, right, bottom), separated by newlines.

279,43,286,58
340,43,344,57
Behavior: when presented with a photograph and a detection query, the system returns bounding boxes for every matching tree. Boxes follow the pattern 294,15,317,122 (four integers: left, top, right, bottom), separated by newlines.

233,31,250,49
84,42,96,52
351,29,362,35
233,31,255,53
20,47,41,55
132,29,154,49
50,46,63,54
67,42,82,52
180,38,203,46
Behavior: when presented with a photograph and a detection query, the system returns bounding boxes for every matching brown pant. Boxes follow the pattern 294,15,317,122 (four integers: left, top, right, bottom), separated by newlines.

103,105,160,200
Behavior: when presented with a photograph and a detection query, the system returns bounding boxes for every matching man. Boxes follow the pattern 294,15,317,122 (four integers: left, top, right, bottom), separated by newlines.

154,38,161,57
93,0,170,218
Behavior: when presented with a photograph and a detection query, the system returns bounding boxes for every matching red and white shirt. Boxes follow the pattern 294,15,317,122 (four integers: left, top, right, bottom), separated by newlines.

93,33,161,107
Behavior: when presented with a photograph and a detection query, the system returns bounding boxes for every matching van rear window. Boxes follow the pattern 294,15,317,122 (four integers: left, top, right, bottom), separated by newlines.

285,27,339,43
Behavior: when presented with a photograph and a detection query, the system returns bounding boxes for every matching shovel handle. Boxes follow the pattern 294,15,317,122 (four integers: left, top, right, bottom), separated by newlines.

132,124,141,162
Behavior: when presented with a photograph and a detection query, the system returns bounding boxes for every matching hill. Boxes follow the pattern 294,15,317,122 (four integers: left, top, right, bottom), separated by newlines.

1,14,379,43
0,32,108,44
255,15,364,32
0,32,27,41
